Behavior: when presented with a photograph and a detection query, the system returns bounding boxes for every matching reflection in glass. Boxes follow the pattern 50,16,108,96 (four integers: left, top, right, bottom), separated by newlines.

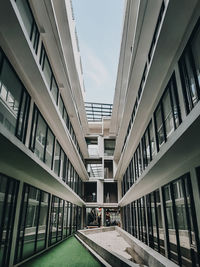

15,184,50,263
0,174,19,267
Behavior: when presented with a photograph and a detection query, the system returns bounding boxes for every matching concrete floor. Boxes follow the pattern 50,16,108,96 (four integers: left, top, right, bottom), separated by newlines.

87,230,132,260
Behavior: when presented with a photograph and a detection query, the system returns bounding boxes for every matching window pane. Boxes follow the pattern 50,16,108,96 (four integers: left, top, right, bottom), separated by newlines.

49,196,59,245
162,89,174,138
170,79,181,129
149,121,156,158
185,52,198,106
191,27,200,87
43,56,52,90
104,139,115,156
54,142,61,176
15,0,33,36
51,77,58,104
34,113,46,162
59,97,64,118
0,59,22,135
155,105,165,148
22,187,39,260
60,149,65,180
45,129,54,169
37,191,49,252
57,200,64,241
0,174,19,266
16,91,30,142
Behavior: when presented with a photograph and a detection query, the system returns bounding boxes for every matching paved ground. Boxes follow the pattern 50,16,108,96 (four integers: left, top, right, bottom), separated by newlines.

21,236,102,267
87,230,132,260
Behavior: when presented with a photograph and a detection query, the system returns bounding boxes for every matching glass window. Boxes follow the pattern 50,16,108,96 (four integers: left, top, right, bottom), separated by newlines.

67,203,72,236
15,0,33,38
15,184,50,263
163,175,200,266
0,174,19,267
30,106,55,168
45,128,54,169
191,26,200,87
49,196,59,245
0,53,30,142
104,139,115,156
51,77,58,104
162,89,174,138
59,96,64,118
179,39,200,114
43,55,52,90
57,199,64,242
34,112,47,162
155,105,165,148
155,73,181,150
54,142,61,176
63,201,69,238
37,191,49,252
149,121,156,158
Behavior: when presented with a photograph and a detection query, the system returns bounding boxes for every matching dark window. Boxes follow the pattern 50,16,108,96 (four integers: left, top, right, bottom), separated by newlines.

179,19,200,114
0,174,19,267
104,139,115,156
0,49,30,143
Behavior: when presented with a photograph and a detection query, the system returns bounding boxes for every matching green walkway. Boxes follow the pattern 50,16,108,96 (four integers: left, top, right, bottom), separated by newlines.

20,236,102,267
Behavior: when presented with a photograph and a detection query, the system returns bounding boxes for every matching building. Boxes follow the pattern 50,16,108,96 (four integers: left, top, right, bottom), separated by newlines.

0,0,200,266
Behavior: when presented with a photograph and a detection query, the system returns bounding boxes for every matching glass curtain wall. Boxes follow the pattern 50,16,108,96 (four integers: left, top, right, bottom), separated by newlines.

29,105,55,169
15,184,50,263
122,73,182,198
15,0,85,163
162,175,200,266
122,174,200,266
29,105,83,198
0,174,19,267
0,49,30,143
154,74,181,151
15,183,83,264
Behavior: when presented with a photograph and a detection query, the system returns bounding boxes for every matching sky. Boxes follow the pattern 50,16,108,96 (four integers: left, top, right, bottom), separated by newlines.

72,0,124,104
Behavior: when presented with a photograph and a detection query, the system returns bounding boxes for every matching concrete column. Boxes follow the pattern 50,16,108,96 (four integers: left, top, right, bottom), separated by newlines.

9,180,24,266
97,180,103,203
101,208,104,227
117,179,122,202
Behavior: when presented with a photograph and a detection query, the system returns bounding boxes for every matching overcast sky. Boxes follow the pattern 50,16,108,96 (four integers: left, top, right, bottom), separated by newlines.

72,0,124,104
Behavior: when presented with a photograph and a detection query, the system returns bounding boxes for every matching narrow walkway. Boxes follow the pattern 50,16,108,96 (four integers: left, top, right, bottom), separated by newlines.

20,236,102,267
